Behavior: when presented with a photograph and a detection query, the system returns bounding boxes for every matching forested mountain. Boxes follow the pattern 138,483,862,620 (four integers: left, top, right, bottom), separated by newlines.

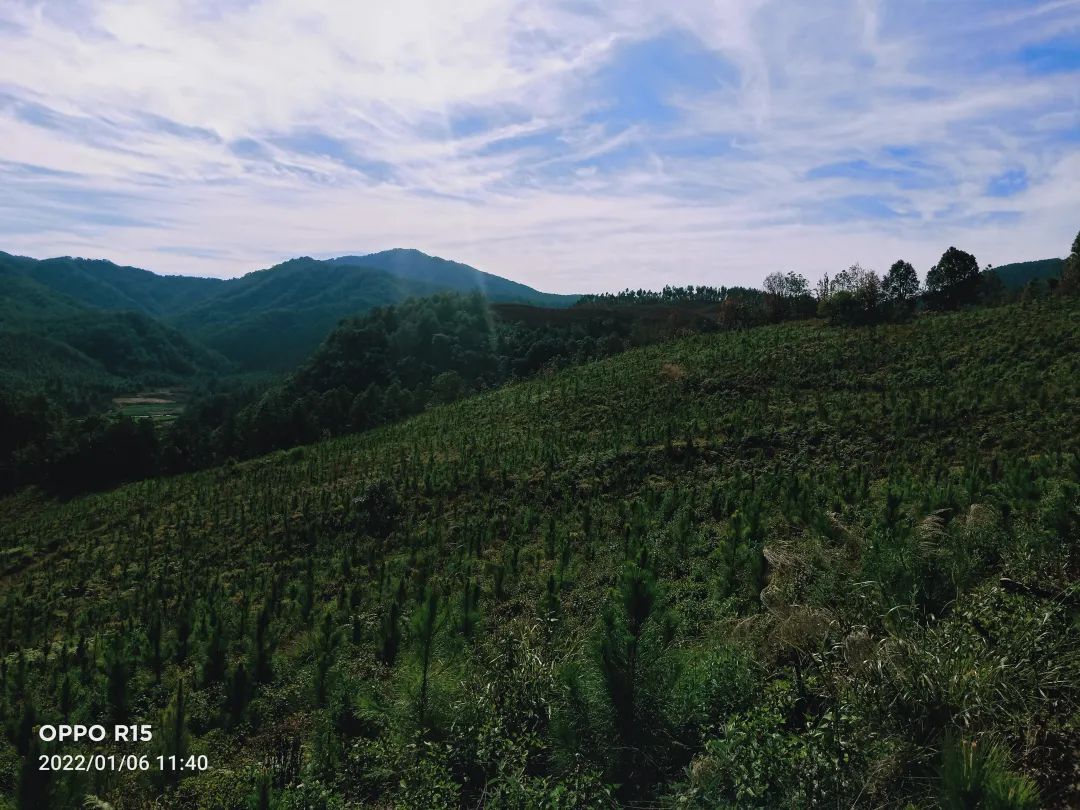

0,251,223,317
168,259,454,371
0,255,231,409
0,298,1076,808
327,248,578,308
0,249,577,371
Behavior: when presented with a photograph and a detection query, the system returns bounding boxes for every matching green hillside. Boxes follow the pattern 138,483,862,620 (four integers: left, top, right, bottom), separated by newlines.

992,258,1066,289
178,253,578,370
0,253,229,403
0,299,1076,808
1,250,578,372
170,259,447,371
0,332,119,402
38,311,230,381
0,251,223,317
327,248,579,308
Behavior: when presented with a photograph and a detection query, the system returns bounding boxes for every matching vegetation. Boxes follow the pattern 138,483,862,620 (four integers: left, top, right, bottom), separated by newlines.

7,234,1080,499
991,258,1067,290
0,291,1076,807
3,291,748,493
1,249,576,373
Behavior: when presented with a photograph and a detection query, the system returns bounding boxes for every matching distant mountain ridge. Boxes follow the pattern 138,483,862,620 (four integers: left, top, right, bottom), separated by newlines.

0,249,578,373
326,248,575,308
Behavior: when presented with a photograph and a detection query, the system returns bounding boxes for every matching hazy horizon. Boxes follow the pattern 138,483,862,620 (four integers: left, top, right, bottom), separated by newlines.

1,0,1078,293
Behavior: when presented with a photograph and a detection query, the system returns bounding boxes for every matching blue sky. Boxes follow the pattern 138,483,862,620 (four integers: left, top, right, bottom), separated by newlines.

0,0,1078,292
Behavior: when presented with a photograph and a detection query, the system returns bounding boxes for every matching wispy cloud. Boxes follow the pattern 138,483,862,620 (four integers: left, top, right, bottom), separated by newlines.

0,0,1078,290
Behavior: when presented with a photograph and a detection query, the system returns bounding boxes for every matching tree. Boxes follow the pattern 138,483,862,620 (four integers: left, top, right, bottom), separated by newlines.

412,587,440,730
147,609,163,684
926,247,980,309
1061,228,1080,296
599,548,662,782
156,679,190,788
226,662,250,727
313,609,338,707
201,609,227,687
979,268,1005,305
251,604,274,684
17,702,50,809
882,260,919,303
431,370,466,405
104,635,130,723
763,271,812,322
818,264,883,325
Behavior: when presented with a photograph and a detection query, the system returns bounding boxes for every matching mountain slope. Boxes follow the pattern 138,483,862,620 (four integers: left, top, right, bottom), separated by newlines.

0,257,230,400
3,249,578,372
992,257,1065,289
1,299,1076,808
177,251,578,369
0,250,224,316
328,248,578,307
0,265,89,325
170,259,449,370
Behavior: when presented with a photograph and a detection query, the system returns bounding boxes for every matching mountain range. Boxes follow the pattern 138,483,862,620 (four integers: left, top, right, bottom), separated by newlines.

0,248,577,381
0,248,1068,397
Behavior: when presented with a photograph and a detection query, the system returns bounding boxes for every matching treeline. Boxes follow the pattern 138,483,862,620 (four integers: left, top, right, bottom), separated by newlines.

578,283,755,305
581,238,1080,327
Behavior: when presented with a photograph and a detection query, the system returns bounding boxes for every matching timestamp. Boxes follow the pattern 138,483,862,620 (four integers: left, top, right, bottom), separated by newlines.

157,754,210,772
38,753,210,772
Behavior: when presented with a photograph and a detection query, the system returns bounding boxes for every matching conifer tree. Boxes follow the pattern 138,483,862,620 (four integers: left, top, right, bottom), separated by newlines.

156,679,190,788
599,549,661,768
16,703,49,809
251,604,273,684
412,587,440,729
226,662,249,728
202,609,227,687
104,635,130,723
147,609,163,684
313,610,338,707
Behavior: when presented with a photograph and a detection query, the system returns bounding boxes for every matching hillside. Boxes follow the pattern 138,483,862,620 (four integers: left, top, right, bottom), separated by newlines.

992,257,1066,289
1,249,578,372
168,259,448,371
176,252,578,370
0,259,230,404
0,332,115,401
0,299,1076,808
328,248,578,308
0,253,226,402
0,251,223,318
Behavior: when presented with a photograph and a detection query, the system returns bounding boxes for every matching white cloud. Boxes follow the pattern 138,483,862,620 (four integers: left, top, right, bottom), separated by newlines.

0,0,1077,291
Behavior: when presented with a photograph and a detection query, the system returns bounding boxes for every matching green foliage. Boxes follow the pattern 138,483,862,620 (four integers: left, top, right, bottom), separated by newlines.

927,246,981,308
939,736,1039,810
992,257,1067,289
0,299,1077,807
155,679,190,789
883,259,920,314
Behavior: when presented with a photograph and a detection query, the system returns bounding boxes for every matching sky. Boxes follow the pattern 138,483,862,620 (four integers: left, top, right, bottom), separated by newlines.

0,0,1078,293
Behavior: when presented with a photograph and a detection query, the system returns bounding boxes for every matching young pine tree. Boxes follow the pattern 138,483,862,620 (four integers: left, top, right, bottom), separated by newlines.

412,587,440,730
156,679,190,789
598,548,663,783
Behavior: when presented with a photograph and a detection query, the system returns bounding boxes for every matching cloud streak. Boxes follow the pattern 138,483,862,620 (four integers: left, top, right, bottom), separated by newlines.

0,0,1078,291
